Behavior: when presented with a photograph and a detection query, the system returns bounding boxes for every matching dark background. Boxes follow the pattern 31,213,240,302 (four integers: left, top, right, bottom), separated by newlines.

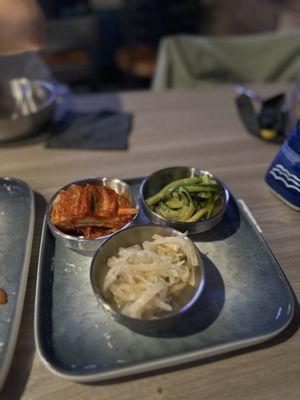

37,0,300,92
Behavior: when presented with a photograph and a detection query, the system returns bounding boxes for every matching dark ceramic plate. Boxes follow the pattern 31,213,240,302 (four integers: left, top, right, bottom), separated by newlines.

34,178,294,382
0,178,34,389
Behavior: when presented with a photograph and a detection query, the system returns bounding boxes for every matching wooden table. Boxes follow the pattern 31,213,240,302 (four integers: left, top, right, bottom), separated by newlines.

1,84,300,400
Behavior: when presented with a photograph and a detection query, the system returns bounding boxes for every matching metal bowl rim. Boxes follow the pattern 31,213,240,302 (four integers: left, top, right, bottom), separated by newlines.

0,78,56,122
90,224,206,323
34,79,57,112
139,166,229,226
46,176,139,244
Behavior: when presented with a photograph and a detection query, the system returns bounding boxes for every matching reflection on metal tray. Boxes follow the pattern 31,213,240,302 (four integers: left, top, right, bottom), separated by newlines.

0,178,34,389
34,178,294,383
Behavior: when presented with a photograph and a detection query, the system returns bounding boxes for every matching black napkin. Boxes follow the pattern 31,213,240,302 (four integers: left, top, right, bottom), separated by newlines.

46,110,133,150
235,93,287,143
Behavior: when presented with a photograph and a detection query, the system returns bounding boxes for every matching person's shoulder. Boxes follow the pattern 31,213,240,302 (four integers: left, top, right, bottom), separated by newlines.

0,0,45,55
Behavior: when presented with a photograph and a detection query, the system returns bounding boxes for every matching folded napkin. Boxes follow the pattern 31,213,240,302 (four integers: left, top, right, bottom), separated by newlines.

235,93,287,143
46,110,133,150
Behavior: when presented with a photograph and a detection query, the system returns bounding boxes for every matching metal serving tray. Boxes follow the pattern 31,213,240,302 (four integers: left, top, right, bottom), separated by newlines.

34,178,294,383
0,178,34,389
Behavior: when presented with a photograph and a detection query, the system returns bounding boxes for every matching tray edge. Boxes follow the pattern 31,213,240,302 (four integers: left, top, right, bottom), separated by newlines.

34,193,295,383
0,178,35,390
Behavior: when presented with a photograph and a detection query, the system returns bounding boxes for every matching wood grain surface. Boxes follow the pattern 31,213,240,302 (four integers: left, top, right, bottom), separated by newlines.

0,84,299,400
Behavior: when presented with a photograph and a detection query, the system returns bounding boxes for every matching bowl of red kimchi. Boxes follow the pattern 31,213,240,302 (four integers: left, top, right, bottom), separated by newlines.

46,177,139,252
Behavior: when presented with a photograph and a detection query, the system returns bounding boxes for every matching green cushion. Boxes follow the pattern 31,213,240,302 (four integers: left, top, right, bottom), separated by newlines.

152,30,300,90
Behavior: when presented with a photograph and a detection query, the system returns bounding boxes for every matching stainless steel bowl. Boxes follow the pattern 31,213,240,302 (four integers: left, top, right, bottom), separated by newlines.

46,177,139,253
140,166,229,234
90,224,205,332
0,78,56,142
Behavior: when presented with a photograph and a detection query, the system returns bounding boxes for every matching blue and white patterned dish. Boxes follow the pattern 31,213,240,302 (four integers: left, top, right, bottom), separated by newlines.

266,120,300,209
